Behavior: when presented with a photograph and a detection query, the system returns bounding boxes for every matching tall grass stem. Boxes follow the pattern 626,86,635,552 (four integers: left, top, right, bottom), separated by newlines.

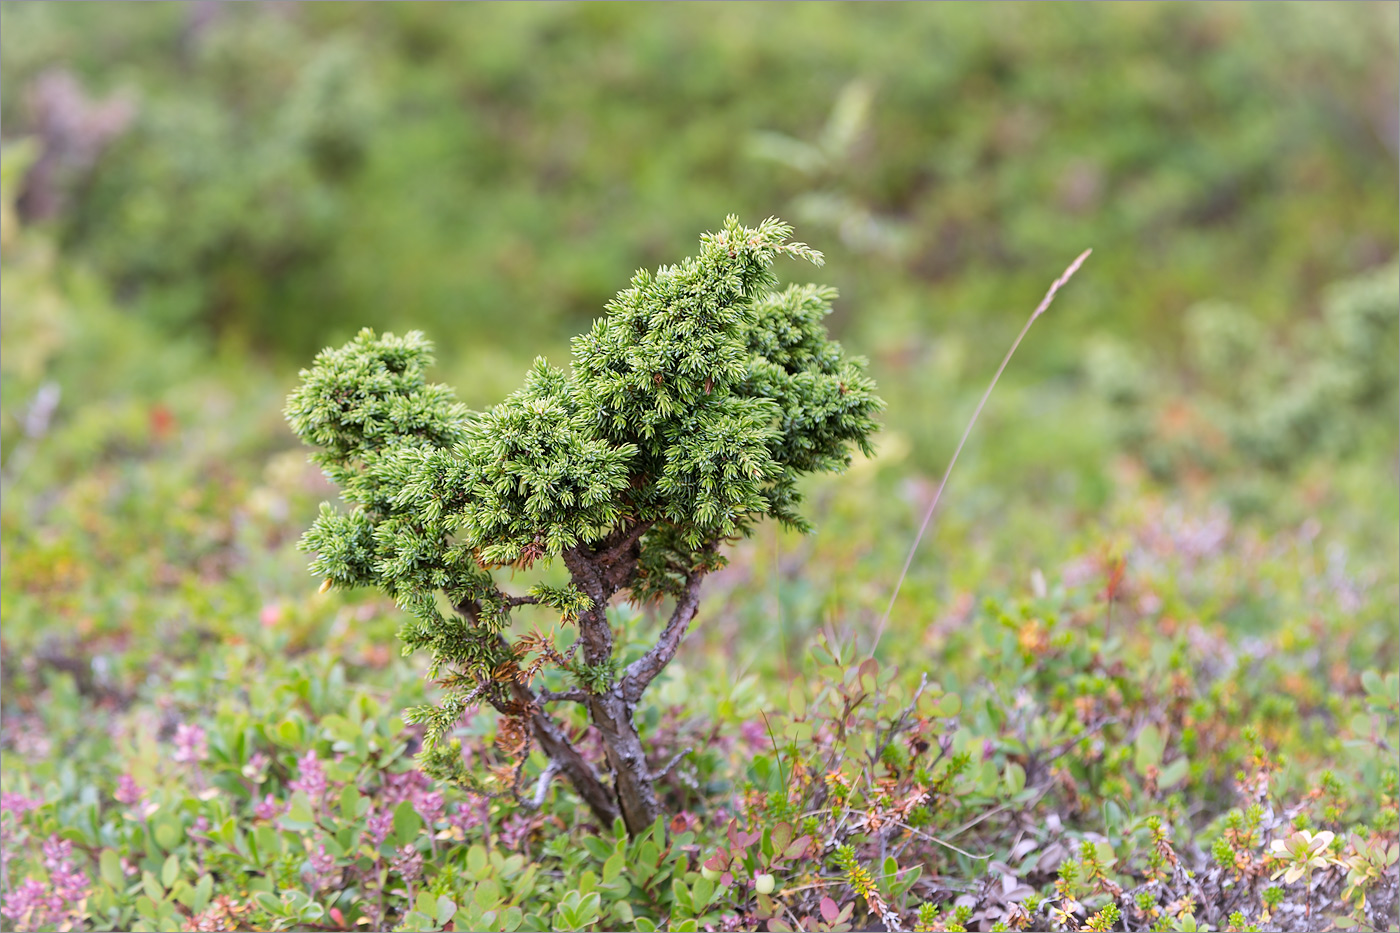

871,248,1092,652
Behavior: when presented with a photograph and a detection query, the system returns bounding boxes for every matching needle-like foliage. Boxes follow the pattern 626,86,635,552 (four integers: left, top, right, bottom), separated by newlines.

286,216,882,833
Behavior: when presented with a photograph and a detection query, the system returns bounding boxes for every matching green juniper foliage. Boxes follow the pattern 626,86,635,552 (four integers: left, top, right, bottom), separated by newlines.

286,216,882,832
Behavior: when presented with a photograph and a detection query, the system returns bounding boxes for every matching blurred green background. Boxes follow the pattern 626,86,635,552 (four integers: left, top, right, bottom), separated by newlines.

1,0,1397,705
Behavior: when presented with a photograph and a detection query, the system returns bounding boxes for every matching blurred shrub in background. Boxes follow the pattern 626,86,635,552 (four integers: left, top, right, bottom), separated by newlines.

1,1,1394,378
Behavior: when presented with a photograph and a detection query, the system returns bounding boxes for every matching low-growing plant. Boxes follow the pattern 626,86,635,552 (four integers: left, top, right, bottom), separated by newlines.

285,216,883,835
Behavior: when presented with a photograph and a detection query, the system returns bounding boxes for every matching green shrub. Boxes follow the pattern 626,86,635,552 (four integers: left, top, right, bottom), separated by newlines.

286,217,882,835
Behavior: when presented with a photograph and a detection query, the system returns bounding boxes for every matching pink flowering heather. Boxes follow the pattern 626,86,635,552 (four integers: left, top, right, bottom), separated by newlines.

391,844,422,882
498,813,535,850
172,723,208,764
364,807,394,847
447,796,488,836
739,719,770,748
0,793,40,872
0,877,63,931
0,792,41,817
381,769,431,808
254,794,286,821
41,835,89,904
242,751,270,781
114,774,144,806
288,750,327,802
304,843,338,891
412,789,444,826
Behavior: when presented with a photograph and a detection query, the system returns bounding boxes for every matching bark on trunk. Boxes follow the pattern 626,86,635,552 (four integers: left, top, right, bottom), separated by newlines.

563,546,663,835
506,681,621,828
459,603,621,828
548,536,714,836
588,689,660,835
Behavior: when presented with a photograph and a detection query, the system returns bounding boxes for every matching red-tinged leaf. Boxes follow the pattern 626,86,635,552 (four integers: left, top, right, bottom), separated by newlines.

784,835,813,861
767,919,793,932
149,404,176,440
772,822,794,854
1103,557,1126,603
858,657,879,689
704,853,728,872
739,830,762,848
720,872,733,887
820,897,839,924
727,820,743,849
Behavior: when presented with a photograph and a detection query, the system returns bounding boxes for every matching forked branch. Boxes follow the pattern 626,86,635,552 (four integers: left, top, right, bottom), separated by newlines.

620,547,715,703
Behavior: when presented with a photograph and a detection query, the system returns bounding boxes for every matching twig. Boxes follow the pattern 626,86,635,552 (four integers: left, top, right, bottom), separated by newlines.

871,673,929,768
872,248,1091,652
522,761,561,811
888,819,990,861
648,747,693,782
538,687,588,704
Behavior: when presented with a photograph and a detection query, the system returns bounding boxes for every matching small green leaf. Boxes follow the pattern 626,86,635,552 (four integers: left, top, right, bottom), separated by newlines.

1135,724,1165,773
100,849,124,891
192,874,213,915
467,844,488,877
141,870,164,904
1005,761,1026,795
1361,669,1384,697
161,854,179,889
788,682,806,719
1159,757,1190,789
275,717,304,747
339,784,364,819
473,879,501,909
152,815,182,851
393,799,423,846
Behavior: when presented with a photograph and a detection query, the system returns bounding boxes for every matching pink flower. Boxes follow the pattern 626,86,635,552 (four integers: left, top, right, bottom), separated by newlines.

254,794,286,821
242,751,270,781
391,844,422,882
172,724,208,764
413,790,444,827
39,834,88,909
304,843,338,890
448,796,487,836
365,807,394,846
0,877,62,929
289,751,326,802
498,813,535,850
740,719,770,748
114,775,144,807
381,770,431,808
260,604,283,628
0,792,41,817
